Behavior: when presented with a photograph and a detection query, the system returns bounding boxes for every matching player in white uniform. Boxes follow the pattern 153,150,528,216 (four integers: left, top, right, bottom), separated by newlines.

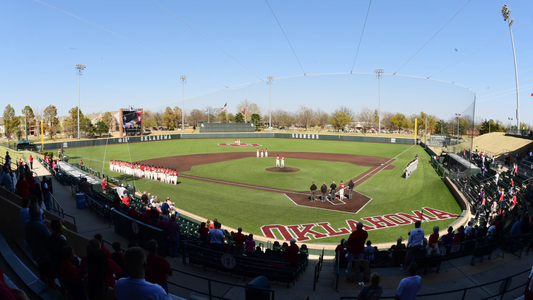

260,149,264,158
281,156,285,168
265,148,268,158
257,149,260,158
276,155,280,167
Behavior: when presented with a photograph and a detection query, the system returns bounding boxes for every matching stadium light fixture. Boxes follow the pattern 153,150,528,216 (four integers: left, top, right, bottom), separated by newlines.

502,4,520,130
267,76,274,132
455,113,461,140
374,69,384,137
75,64,86,140
180,75,187,134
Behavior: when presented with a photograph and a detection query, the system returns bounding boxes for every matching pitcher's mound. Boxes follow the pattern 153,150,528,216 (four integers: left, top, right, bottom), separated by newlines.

266,167,300,173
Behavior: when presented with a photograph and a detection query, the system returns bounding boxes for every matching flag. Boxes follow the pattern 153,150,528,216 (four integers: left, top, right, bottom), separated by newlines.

221,103,227,112
205,108,209,114
531,93,533,97
242,108,246,114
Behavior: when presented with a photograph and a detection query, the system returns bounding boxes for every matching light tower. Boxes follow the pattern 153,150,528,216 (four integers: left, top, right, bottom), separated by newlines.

374,69,384,136
267,76,273,132
501,4,520,130
180,75,187,133
75,64,86,140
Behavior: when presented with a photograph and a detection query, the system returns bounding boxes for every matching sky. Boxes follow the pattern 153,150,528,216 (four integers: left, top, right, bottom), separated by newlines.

1,0,532,126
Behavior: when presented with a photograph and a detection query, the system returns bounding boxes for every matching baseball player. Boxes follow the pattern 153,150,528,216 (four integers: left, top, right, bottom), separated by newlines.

257,148,260,158
320,182,328,202
265,148,268,158
348,179,355,199
310,182,317,202
338,181,345,200
281,156,285,168
261,149,264,158
276,155,280,167
330,181,337,200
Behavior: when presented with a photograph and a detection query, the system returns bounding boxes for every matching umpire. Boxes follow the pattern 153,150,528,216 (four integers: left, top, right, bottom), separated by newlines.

330,181,337,201
321,182,328,202
310,182,317,202
348,179,355,199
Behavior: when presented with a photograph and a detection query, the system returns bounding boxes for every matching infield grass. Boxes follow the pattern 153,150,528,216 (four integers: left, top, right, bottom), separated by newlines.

62,138,461,244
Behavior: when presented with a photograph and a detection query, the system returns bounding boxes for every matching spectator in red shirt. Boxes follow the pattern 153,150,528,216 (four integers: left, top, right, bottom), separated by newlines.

94,233,112,258
80,239,121,289
155,216,167,231
121,195,131,210
198,222,209,246
284,238,300,268
346,222,368,273
334,239,348,265
113,194,121,211
233,227,247,255
85,248,115,300
101,178,107,193
138,208,152,226
145,240,172,294
128,205,139,220
59,246,83,299
428,226,440,256
16,173,30,197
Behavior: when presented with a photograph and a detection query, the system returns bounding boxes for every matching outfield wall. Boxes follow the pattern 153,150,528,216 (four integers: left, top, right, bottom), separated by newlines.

41,132,420,150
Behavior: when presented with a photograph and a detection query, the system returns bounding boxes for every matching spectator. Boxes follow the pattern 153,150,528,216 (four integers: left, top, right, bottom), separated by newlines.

20,197,30,231
94,233,112,258
209,221,225,252
524,264,533,300
113,194,122,210
166,214,181,257
15,172,30,197
284,238,299,268
145,240,172,294
1,167,14,192
114,247,171,300
428,226,440,256
33,182,43,207
357,272,382,300
128,205,139,220
390,237,406,266
210,218,217,230
233,227,246,255
80,239,121,289
464,221,473,238
139,207,152,225
121,194,131,211
155,216,166,231
161,197,170,213
335,239,348,265
395,262,422,300
453,226,465,243
347,222,368,273
59,246,83,300
85,248,115,300
404,221,424,270
41,177,51,210
198,222,209,246
245,234,256,257
46,219,68,293
511,216,522,237
0,268,30,300
24,204,55,288
101,178,107,193
110,242,128,279
150,204,160,226
364,240,375,261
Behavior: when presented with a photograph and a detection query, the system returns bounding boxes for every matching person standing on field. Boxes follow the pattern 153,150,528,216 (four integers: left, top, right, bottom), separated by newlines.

339,181,345,200
257,149,259,158
310,182,317,202
276,155,280,167
281,156,285,168
265,148,268,158
321,182,328,202
348,179,355,199
330,181,337,201
260,149,264,158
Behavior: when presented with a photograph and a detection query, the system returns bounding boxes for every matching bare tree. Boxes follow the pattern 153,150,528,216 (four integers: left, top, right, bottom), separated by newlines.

297,106,314,129
236,99,262,117
338,106,355,119
315,108,329,128
356,107,375,129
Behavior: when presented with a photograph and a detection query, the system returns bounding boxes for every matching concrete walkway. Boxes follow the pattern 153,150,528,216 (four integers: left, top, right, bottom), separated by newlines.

39,163,533,300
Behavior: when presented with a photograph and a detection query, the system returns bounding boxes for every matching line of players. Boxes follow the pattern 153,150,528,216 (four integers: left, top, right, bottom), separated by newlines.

109,160,178,185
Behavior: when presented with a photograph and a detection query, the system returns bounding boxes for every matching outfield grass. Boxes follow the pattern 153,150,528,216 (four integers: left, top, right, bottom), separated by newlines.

63,138,461,244
185,157,371,191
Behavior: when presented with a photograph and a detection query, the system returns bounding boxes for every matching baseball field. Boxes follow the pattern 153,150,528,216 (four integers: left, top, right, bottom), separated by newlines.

63,137,461,245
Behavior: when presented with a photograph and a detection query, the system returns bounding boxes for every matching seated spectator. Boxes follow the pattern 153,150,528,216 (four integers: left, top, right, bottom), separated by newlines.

145,240,172,294
166,214,181,257
364,240,375,261
128,205,139,220
284,238,299,268
114,247,171,300
300,244,308,254
335,239,348,265
59,246,83,300
281,242,288,252
85,248,115,300
357,272,382,300
245,234,256,257
198,222,209,246
428,226,440,256
453,226,465,243
208,221,224,252
110,242,128,279
233,227,246,255
273,241,281,252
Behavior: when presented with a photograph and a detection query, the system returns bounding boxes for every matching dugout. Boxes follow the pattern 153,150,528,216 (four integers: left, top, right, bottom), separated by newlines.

199,123,255,133
443,153,480,177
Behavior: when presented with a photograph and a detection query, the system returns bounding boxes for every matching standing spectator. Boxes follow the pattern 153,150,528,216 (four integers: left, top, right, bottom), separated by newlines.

320,182,328,202
209,221,225,252
390,237,406,266
128,205,139,220
15,173,30,197
284,238,299,268
80,239,121,289
404,221,424,270
20,197,30,231
233,227,246,255
335,239,348,265
145,240,172,294
94,233,112,258
395,263,422,300
113,194,121,211
245,234,256,257
24,204,55,288
155,216,166,231
34,182,43,207
358,272,382,300
347,222,368,273
150,204,160,226
41,177,51,210
1,167,14,192
46,219,68,294
198,222,209,246
110,242,128,280
166,214,181,257
464,222,473,238
85,249,115,300
114,247,171,300
29,155,33,169
364,241,375,261
59,246,83,300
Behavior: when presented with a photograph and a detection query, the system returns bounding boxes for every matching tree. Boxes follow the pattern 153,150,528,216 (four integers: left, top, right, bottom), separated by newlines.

328,110,351,130
173,106,183,128
21,106,35,136
227,113,235,123
95,121,109,137
338,106,355,120
80,117,94,137
237,99,262,117
101,112,114,132
390,113,411,131
163,107,175,129
433,120,448,134
3,105,20,139
235,112,245,123
297,106,315,129
315,108,329,128
251,114,262,131
43,105,59,137
218,111,227,123
188,109,204,127
356,107,375,129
